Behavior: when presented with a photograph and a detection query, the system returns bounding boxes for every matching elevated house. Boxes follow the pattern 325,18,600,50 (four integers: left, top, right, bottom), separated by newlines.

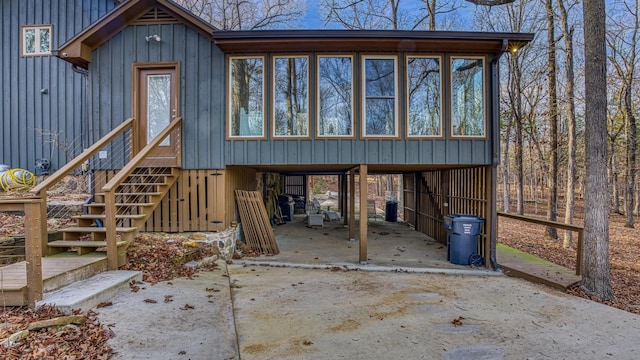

0,0,533,306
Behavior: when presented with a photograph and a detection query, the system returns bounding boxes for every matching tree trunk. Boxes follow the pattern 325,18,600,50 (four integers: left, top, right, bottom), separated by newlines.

545,0,559,239
624,83,636,228
502,119,512,212
559,0,576,248
580,0,613,301
515,109,524,215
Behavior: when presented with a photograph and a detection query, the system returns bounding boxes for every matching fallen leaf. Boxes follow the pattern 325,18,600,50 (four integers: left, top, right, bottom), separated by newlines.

144,299,157,304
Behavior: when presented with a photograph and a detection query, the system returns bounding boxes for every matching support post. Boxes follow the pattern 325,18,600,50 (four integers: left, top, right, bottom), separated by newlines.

105,191,118,270
486,165,496,269
359,165,368,264
24,200,45,308
349,170,355,242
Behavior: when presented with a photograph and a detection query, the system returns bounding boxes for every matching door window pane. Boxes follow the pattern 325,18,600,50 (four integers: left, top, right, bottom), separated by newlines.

363,56,397,136
407,56,441,137
229,57,264,137
273,56,309,137
318,56,353,137
451,57,486,137
147,74,171,146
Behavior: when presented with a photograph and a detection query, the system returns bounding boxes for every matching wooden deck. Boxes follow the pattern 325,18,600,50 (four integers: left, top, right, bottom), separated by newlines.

0,254,108,306
497,243,581,290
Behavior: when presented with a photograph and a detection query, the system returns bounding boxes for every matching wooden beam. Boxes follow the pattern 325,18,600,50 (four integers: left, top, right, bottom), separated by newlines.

349,170,355,242
359,165,368,264
24,201,45,308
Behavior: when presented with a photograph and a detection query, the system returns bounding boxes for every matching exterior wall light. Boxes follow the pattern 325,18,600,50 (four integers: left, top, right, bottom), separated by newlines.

145,34,161,42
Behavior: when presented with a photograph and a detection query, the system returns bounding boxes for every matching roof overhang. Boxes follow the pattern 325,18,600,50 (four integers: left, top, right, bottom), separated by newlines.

56,0,216,68
213,30,534,54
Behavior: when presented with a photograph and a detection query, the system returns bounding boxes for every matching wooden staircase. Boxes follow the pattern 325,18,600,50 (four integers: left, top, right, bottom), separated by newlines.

47,167,179,266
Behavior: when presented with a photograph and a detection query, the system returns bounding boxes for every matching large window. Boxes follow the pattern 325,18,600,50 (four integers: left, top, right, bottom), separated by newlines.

450,56,486,137
317,56,353,137
228,56,264,138
22,25,52,56
406,56,442,137
273,56,309,137
362,55,398,137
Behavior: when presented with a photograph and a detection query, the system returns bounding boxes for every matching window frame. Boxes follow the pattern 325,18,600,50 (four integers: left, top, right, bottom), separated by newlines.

21,25,53,57
227,55,267,139
272,54,311,139
449,55,488,139
405,54,444,139
361,54,400,139
316,54,355,139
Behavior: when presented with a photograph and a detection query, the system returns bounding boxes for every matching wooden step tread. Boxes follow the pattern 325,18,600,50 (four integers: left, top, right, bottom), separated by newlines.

95,192,162,196
84,203,154,207
60,226,138,233
73,214,147,220
49,240,128,248
120,182,168,186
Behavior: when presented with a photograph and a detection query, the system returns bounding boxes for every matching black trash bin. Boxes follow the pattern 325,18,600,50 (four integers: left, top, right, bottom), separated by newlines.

443,214,485,265
385,201,398,222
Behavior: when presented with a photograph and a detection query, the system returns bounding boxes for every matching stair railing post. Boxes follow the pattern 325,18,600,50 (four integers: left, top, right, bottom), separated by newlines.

105,190,118,270
24,199,45,308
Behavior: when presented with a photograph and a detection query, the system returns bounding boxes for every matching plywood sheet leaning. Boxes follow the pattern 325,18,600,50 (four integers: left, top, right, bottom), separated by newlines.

234,190,279,255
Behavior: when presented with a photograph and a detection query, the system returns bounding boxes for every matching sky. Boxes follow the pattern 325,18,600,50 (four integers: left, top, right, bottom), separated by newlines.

302,0,475,31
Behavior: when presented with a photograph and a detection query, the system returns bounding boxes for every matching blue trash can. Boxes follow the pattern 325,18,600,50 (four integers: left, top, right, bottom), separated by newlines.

443,214,485,265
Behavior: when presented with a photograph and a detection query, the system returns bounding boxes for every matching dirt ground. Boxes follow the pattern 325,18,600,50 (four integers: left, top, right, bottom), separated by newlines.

93,263,640,360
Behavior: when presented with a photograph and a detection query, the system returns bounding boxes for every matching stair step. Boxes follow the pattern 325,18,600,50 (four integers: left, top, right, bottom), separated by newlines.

84,202,154,207
73,214,147,220
38,270,142,314
60,227,138,233
49,240,129,248
121,182,168,186
95,192,162,196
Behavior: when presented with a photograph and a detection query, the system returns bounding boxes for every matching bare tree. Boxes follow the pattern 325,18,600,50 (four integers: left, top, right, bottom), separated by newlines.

607,0,639,228
558,0,578,247
581,0,614,301
543,0,559,239
175,0,306,30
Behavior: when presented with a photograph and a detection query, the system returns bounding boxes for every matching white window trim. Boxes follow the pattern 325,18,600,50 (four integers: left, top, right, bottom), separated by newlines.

361,55,399,138
272,55,310,138
316,55,355,138
449,55,488,139
227,55,266,139
405,55,444,139
21,25,52,57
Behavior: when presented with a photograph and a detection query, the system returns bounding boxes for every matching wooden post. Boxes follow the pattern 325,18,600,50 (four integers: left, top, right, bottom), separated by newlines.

24,200,44,308
485,165,495,269
349,170,355,242
576,229,583,276
105,191,118,270
359,165,368,264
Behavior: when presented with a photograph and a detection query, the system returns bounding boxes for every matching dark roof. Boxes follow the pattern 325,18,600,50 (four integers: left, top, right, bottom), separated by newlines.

213,30,534,53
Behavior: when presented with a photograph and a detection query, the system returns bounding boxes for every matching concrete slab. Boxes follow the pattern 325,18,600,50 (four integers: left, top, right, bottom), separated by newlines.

38,270,142,314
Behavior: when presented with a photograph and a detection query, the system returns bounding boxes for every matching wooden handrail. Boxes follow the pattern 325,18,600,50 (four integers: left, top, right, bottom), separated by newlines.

497,211,584,276
30,118,135,196
103,117,182,269
102,117,181,192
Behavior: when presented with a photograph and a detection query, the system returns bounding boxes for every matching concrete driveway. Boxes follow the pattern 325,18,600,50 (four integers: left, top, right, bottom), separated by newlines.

95,261,640,360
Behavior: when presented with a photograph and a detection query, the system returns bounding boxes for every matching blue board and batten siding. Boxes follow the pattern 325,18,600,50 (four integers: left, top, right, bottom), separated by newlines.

0,0,117,171
89,23,226,170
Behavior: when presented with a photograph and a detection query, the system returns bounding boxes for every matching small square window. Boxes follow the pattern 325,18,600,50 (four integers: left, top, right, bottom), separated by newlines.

22,25,52,56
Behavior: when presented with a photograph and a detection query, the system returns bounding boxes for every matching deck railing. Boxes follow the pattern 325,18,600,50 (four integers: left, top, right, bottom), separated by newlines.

497,211,584,275
102,117,182,269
